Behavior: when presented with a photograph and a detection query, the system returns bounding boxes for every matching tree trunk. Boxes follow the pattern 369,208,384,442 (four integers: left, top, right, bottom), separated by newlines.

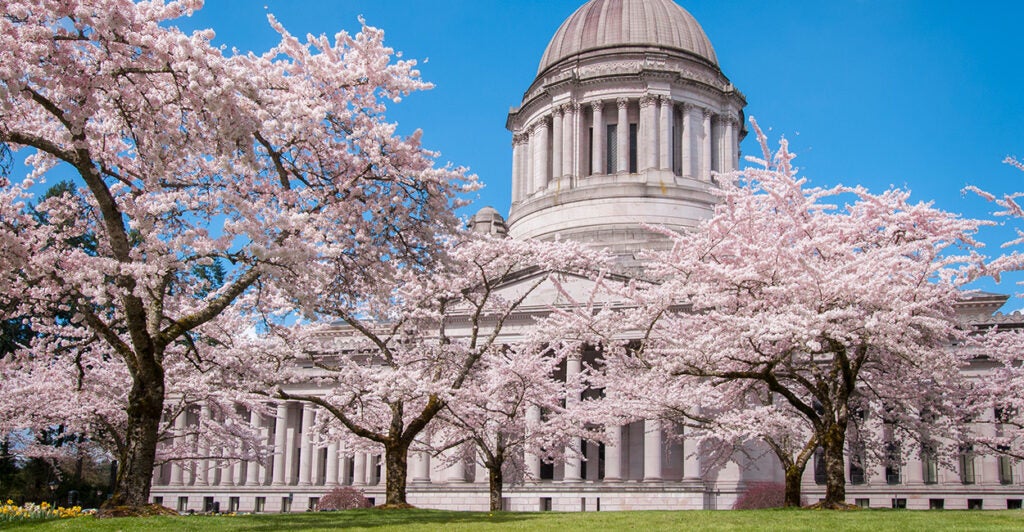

488,462,503,512
383,444,410,507
108,369,164,507
783,464,804,508
821,425,847,507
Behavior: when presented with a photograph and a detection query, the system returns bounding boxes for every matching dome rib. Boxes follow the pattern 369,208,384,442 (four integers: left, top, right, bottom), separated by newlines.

537,0,718,75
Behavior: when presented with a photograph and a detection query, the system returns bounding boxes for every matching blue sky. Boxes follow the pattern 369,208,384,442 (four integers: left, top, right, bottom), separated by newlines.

174,0,1024,211
174,1,1024,299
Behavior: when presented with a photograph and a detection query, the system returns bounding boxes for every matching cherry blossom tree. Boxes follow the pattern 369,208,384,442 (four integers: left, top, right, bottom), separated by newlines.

0,0,471,508
590,119,985,508
966,156,1024,462
433,337,596,511
225,234,603,507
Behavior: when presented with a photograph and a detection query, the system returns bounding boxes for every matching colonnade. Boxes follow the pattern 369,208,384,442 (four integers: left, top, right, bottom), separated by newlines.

158,402,489,490
511,95,740,203
525,355,702,482
161,403,387,489
158,397,706,489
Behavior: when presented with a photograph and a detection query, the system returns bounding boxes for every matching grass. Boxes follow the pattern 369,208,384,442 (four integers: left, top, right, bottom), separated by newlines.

2,508,1023,531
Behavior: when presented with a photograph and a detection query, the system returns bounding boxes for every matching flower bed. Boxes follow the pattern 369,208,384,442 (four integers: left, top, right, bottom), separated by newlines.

0,500,87,522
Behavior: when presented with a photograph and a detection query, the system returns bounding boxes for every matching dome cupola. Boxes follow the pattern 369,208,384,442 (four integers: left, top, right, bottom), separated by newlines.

506,0,746,262
538,0,718,75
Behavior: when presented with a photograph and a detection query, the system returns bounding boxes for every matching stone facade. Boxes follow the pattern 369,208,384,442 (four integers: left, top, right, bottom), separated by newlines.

150,0,1024,513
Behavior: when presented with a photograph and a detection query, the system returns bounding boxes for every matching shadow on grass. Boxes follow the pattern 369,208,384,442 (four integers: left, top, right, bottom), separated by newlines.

229,509,545,531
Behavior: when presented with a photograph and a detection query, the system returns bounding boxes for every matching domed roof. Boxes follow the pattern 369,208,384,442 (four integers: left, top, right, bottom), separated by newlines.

538,0,718,74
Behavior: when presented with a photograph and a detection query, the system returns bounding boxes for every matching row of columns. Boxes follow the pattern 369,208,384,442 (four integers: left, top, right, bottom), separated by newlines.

168,402,706,488
512,95,739,202
524,356,702,483
164,403,384,489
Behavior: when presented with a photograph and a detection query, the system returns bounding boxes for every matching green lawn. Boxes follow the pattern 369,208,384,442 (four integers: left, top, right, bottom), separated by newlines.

3,509,1023,531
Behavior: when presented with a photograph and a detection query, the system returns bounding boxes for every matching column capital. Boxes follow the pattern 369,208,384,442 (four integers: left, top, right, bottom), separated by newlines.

680,101,692,112
639,94,657,108
570,100,581,113
590,100,604,112
512,132,527,145
616,97,630,110
553,105,565,117
702,108,713,119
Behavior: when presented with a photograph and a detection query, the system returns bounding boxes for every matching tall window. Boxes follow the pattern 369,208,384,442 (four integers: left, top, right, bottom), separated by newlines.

959,446,976,484
925,444,937,486
587,127,594,176
628,124,638,173
885,442,901,485
849,448,866,485
999,446,1014,485
606,124,617,172
923,448,939,484
813,447,826,485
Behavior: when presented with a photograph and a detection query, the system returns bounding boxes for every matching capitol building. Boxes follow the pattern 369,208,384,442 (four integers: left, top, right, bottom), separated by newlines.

150,0,1024,512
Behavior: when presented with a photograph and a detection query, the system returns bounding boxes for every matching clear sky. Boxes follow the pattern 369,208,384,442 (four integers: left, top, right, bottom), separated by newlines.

37,1,1024,300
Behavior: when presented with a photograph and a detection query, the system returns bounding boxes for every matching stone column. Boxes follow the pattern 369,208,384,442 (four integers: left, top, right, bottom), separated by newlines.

551,107,563,181
526,405,542,479
169,411,188,486
681,103,695,178
585,442,600,481
195,406,210,486
869,462,887,486
231,456,244,486
563,103,575,178
313,448,325,486
413,451,431,483
511,134,525,203
643,419,663,481
533,121,550,193
340,446,351,486
616,98,630,174
245,411,262,486
591,101,605,175
297,404,316,486
353,452,367,486
563,355,583,482
659,96,673,171
604,425,622,481
982,454,1001,485
575,101,586,178
639,94,658,172
701,109,712,181
365,453,377,485
722,114,736,172
446,447,466,483
271,403,289,486
475,449,489,484
683,432,701,480
525,128,536,196
220,444,235,487
906,454,924,485
326,442,340,486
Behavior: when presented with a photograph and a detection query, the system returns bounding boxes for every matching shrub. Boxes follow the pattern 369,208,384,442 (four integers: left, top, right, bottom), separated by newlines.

315,487,371,511
732,482,804,509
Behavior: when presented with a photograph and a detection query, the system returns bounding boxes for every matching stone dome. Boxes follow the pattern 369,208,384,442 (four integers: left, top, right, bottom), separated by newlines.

537,0,718,75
